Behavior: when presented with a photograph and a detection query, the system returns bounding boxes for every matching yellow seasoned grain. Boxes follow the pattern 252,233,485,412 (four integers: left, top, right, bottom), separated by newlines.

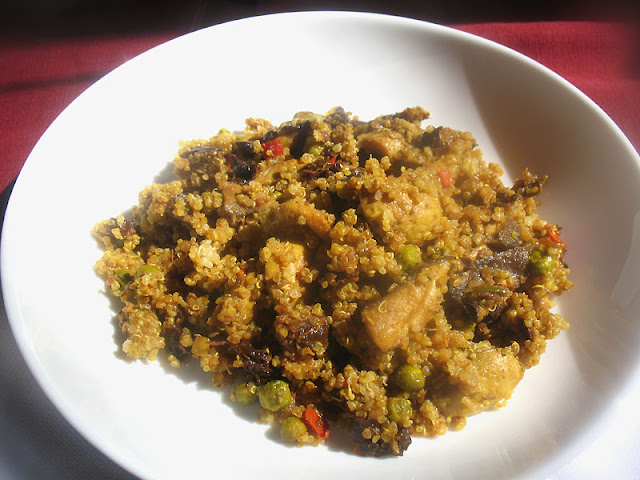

93,106,571,456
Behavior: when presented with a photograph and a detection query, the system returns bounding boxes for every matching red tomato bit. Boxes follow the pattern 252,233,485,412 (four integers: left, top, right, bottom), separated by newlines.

438,169,454,187
262,140,283,158
544,224,568,249
302,405,330,439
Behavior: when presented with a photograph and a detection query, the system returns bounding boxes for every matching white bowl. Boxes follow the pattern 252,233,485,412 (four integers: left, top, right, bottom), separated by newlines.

3,11,640,480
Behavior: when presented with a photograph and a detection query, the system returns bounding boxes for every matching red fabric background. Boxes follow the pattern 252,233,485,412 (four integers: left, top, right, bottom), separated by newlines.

0,33,176,192
0,22,638,193
457,22,640,154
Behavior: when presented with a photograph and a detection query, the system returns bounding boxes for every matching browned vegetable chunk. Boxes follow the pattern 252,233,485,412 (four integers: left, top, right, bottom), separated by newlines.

262,201,334,241
358,128,405,161
430,343,524,417
360,183,442,247
361,261,449,351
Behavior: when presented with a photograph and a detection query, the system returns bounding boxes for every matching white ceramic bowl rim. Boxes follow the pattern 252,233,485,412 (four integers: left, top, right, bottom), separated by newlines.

3,11,640,480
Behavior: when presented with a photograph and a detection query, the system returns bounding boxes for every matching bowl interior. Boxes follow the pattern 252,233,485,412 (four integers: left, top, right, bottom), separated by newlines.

3,12,640,480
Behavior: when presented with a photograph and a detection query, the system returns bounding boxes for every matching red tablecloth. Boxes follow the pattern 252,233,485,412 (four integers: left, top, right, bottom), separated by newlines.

0,22,638,194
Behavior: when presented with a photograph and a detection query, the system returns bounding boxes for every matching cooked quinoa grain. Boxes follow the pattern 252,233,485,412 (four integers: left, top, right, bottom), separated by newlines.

94,107,571,456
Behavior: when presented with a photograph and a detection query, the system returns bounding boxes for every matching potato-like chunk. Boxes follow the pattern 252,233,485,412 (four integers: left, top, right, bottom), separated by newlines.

361,261,448,351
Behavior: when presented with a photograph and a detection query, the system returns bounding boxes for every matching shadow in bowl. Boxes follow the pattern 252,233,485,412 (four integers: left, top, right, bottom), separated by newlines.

0,180,139,480
462,32,640,471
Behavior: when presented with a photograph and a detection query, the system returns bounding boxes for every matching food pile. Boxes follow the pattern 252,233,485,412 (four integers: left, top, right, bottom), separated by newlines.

94,107,571,456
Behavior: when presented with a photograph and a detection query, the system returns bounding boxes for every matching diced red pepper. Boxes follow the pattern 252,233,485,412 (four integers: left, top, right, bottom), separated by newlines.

262,140,283,158
544,224,568,249
302,405,330,439
329,153,338,165
438,169,454,187
234,267,247,286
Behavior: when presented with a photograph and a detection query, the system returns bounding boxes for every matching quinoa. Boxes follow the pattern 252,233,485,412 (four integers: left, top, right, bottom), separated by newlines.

93,107,571,455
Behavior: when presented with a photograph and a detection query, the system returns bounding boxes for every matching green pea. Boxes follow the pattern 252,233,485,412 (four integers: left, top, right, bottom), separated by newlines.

112,237,125,248
307,142,324,157
136,264,160,277
387,396,412,423
393,364,426,392
280,416,307,444
258,380,292,411
472,284,509,295
114,268,133,289
529,250,555,275
231,381,258,405
398,244,422,269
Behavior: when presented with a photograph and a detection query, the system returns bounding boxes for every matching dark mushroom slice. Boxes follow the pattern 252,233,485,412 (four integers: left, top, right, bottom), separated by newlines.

445,245,529,325
489,220,522,251
235,342,274,384
179,145,223,158
512,169,547,197
349,418,412,457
